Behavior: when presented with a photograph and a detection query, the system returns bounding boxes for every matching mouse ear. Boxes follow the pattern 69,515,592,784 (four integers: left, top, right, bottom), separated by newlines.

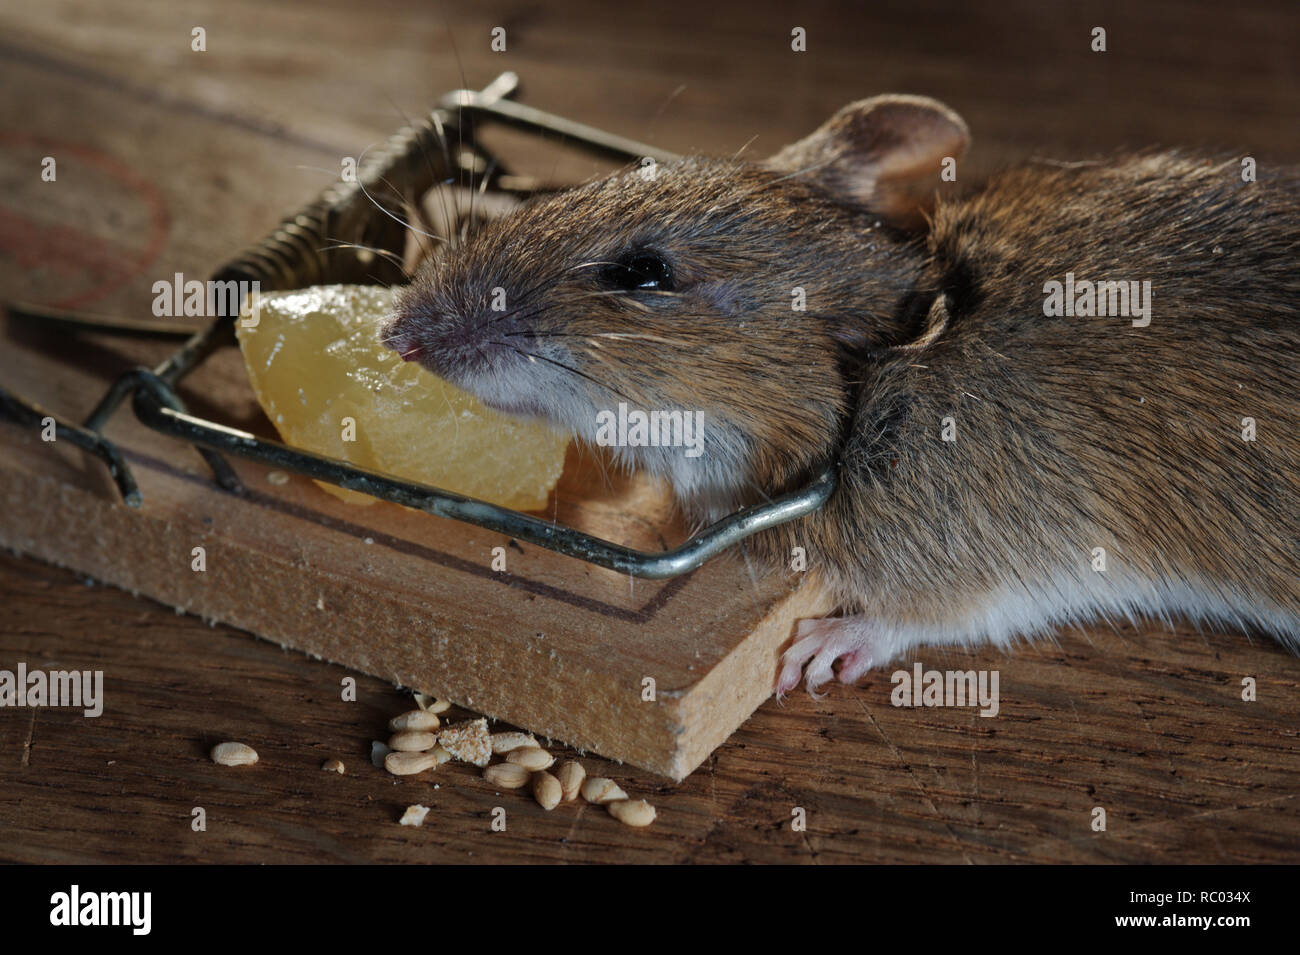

765,94,969,229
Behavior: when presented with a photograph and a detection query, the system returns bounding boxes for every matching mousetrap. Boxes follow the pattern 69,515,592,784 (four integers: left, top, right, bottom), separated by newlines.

0,73,833,779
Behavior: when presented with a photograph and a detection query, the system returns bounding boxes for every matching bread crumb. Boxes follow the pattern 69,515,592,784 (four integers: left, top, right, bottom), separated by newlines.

437,718,492,767
399,804,430,827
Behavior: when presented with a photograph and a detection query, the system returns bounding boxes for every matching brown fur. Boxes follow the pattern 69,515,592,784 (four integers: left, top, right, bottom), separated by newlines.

767,154,1300,644
389,159,920,514
386,99,1300,675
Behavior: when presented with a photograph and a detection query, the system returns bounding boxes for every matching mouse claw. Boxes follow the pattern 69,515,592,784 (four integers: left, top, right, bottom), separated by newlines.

778,616,885,696
836,648,877,686
776,621,834,695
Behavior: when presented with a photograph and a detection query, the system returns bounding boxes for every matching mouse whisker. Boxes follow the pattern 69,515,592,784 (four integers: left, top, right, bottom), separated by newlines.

418,118,462,249
354,140,445,244
382,95,458,259
475,289,566,331
421,109,457,246
394,179,458,264
461,158,498,244
731,133,761,160
484,269,579,318
491,341,632,402
557,288,658,312
502,330,691,348
315,242,409,274
590,332,690,345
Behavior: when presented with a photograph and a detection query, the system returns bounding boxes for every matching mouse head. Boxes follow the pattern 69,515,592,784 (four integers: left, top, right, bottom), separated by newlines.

386,95,968,517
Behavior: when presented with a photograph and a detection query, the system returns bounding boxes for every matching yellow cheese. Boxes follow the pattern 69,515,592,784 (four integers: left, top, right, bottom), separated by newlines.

236,284,568,510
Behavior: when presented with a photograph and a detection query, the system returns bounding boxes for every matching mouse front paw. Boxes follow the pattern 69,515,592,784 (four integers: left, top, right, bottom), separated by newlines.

777,615,886,697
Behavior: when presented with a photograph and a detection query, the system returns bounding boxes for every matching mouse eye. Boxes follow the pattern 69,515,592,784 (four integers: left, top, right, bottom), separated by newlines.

599,250,674,292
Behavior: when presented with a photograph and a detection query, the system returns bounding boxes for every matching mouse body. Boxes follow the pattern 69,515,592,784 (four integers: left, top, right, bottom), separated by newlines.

386,95,1300,694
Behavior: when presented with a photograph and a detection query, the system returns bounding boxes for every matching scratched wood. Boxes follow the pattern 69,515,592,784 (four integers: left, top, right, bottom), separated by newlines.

0,0,1298,862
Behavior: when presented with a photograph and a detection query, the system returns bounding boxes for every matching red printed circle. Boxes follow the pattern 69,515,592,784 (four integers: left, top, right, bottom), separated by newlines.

0,132,170,310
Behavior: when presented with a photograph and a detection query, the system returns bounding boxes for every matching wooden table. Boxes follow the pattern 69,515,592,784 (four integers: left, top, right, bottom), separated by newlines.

1,0,1297,863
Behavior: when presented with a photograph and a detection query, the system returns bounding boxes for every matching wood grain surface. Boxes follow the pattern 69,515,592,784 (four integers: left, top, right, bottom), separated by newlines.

1,0,1297,863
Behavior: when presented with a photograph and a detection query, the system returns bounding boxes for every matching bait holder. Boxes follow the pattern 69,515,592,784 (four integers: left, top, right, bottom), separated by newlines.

0,72,836,580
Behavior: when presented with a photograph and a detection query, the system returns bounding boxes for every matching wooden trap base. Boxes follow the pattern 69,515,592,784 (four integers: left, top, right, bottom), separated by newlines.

0,316,830,780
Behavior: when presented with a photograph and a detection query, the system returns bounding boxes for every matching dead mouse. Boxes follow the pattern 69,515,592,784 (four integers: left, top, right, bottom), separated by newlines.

384,94,1300,695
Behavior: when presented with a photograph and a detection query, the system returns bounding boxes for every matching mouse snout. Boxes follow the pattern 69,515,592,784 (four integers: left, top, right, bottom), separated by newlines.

382,323,427,364
384,291,526,384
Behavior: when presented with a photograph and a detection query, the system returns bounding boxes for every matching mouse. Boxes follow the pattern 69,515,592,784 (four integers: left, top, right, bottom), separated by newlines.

383,93,1300,695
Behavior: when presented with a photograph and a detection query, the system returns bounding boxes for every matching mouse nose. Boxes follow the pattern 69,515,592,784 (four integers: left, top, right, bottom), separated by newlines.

381,322,427,364
395,341,427,363
385,284,533,384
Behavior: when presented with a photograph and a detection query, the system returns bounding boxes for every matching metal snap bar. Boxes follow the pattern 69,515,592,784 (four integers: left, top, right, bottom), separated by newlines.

127,367,836,578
